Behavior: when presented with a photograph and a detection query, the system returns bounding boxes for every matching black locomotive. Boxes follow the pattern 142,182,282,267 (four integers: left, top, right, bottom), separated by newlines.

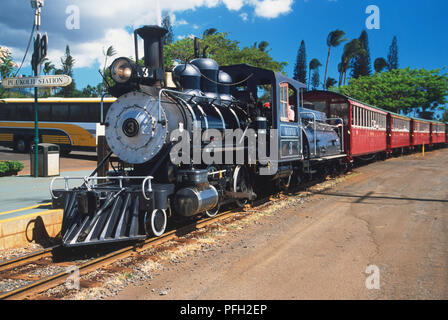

51,26,346,247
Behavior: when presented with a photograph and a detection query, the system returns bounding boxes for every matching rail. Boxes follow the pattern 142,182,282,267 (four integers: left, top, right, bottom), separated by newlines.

50,176,153,199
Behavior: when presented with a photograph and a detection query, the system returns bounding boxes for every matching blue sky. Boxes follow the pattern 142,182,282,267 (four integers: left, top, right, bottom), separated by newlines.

2,0,447,92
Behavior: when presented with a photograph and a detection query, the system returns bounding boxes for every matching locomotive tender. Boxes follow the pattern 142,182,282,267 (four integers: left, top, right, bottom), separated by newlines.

51,26,346,247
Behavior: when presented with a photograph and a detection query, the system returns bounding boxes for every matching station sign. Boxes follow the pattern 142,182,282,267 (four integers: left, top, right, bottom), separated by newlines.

1,75,72,89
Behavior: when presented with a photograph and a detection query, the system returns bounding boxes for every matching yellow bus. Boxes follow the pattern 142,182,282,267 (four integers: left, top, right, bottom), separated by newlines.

0,97,116,154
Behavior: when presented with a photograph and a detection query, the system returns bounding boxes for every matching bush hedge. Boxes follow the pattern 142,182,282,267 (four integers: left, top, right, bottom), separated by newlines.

0,161,24,176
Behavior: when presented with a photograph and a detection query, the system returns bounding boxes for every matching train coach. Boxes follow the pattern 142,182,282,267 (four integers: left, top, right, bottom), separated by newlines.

303,91,447,159
412,118,431,148
430,121,447,146
303,91,388,160
388,112,412,154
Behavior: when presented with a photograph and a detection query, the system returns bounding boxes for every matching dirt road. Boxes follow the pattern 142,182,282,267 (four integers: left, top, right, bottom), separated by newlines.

114,149,448,300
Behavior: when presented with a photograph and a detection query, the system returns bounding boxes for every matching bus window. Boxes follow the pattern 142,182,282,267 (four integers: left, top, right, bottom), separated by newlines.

52,104,69,122
16,104,33,121
70,104,86,122
88,103,100,122
38,104,51,121
0,104,15,121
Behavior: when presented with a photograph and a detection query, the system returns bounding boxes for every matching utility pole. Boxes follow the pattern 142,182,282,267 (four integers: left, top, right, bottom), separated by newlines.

31,0,46,177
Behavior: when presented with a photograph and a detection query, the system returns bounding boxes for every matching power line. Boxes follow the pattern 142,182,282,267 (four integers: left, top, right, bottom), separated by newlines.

14,22,36,77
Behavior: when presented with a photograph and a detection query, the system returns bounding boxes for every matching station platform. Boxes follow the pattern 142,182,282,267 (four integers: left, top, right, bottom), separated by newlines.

0,170,92,250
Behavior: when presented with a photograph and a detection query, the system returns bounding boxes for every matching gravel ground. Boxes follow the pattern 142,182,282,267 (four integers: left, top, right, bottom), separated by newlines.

0,243,44,263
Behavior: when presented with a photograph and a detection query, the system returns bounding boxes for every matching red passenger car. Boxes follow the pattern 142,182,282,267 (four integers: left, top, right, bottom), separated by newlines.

303,91,388,159
388,112,412,153
412,119,431,147
431,122,446,145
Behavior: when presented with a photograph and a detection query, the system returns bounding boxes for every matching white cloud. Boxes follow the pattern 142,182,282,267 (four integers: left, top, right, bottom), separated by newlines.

251,0,294,19
1,0,294,71
223,0,245,11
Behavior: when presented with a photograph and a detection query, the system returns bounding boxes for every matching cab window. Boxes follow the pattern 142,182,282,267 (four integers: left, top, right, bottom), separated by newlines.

279,82,297,123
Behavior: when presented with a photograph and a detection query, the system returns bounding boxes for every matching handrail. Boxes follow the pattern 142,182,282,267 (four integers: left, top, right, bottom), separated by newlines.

50,176,153,200
300,112,317,156
325,117,345,153
100,92,107,124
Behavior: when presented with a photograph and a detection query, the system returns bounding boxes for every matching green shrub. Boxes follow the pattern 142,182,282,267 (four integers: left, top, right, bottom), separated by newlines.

7,161,24,172
0,161,24,174
0,162,8,173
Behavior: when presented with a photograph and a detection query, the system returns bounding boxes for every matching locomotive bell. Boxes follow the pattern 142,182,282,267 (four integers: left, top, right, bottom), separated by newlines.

105,92,168,164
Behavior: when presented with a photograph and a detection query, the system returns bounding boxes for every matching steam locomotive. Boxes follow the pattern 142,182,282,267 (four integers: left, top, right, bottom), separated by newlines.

51,26,346,247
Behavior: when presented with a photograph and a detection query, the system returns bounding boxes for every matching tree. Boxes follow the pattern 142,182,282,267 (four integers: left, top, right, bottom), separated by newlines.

374,58,388,73
0,46,17,79
0,46,20,98
339,39,366,86
293,40,307,84
162,12,174,45
326,77,338,89
387,36,399,71
59,45,76,97
257,41,270,53
42,59,55,75
351,30,372,78
338,68,448,118
323,30,347,90
311,69,320,90
102,46,116,73
203,28,218,37
164,32,286,72
308,58,321,91
440,108,448,122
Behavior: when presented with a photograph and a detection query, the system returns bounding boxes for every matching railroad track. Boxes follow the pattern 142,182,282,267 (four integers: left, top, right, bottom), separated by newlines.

0,170,345,300
0,208,248,300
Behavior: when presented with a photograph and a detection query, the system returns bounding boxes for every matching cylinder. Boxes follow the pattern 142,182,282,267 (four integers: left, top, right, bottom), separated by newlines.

174,185,219,217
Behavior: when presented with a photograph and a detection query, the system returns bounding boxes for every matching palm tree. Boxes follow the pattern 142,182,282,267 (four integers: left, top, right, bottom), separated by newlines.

42,59,56,96
323,30,347,90
308,58,322,91
338,39,365,86
374,57,388,73
257,41,269,52
103,45,117,74
326,77,338,89
42,59,55,75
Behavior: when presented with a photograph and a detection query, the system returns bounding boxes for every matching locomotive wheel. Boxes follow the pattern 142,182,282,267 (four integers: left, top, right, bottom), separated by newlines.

205,201,220,218
233,166,253,208
145,209,167,237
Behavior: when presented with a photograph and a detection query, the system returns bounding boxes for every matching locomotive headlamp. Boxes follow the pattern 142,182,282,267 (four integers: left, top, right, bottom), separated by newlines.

110,58,135,84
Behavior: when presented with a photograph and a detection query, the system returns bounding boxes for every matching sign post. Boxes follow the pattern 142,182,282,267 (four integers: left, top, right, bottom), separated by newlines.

31,0,46,177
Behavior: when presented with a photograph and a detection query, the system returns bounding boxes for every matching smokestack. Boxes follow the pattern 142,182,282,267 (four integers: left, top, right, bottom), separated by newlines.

134,25,168,84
